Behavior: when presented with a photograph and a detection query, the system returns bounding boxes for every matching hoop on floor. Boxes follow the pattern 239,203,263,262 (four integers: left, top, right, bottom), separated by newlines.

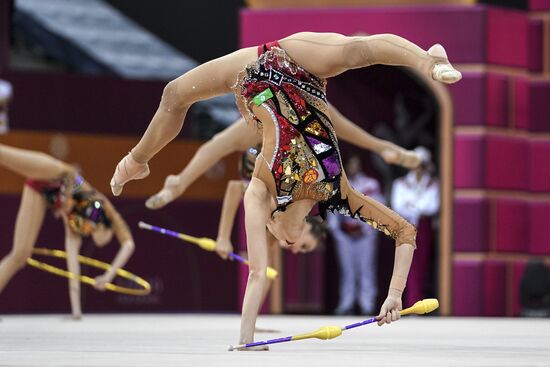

26,247,151,296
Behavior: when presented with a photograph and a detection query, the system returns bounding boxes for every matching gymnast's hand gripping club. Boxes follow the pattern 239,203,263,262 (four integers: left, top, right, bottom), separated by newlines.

138,221,279,280
228,299,439,351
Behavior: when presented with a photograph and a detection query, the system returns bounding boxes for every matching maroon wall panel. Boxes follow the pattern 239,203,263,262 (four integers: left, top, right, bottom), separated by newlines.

529,202,550,255
529,140,550,192
449,73,485,126
486,73,509,127
453,260,483,316
494,199,529,253
454,135,486,188
483,260,507,316
486,135,528,190
454,198,489,252
487,8,529,68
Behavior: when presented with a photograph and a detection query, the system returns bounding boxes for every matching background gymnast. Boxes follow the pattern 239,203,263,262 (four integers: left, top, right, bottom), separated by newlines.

0,144,135,320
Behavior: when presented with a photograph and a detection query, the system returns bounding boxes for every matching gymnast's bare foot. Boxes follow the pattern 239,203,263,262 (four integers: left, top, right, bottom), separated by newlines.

145,174,181,209
381,148,421,169
428,44,462,84
110,152,150,196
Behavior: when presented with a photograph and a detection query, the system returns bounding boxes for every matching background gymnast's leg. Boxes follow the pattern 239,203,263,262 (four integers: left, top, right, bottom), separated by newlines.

0,186,47,293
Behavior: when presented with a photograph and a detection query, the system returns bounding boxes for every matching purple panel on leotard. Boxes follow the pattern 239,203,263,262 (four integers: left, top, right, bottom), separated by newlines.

529,201,550,255
454,134,485,188
529,140,550,192
321,151,341,178
483,260,507,317
453,260,483,316
306,136,332,154
240,6,486,63
454,197,489,252
494,198,529,253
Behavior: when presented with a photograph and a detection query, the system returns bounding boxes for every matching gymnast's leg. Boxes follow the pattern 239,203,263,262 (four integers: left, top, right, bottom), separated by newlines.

110,47,258,196
0,186,47,293
279,32,461,82
0,144,73,181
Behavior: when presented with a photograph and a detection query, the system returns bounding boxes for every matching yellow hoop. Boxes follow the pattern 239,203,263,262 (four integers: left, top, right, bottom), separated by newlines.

26,247,151,296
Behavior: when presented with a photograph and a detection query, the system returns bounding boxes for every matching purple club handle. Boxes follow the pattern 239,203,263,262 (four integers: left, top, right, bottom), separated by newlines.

242,336,293,349
343,317,377,330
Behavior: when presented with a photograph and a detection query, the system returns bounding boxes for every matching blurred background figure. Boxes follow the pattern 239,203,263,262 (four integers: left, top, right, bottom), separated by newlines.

328,156,384,315
0,79,12,134
391,146,439,306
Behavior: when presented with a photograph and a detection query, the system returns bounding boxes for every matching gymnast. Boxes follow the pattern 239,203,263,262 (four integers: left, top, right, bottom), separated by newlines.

0,144,135,319
144,105,421,314
109,32,461,349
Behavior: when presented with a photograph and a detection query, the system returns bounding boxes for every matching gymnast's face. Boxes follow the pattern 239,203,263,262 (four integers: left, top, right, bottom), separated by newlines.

92,225,114,247
285,222,318,254
269,219,318,254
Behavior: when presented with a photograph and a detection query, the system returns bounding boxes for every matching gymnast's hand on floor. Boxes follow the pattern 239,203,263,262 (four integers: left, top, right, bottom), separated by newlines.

145,174,182,209
376,291,403,326
110,152,150,196
215,238,234,260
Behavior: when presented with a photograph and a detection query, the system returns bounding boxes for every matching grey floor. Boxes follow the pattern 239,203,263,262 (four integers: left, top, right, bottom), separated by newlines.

1,314,549,367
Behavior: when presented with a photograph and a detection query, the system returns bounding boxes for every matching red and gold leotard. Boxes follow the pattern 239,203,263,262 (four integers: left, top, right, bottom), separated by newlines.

233,41,417,245
25,175,111,236
234,41,346,216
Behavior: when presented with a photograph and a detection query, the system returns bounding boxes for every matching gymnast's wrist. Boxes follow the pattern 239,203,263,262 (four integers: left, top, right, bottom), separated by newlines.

388,288,403,298
389,274,407,295
103,269,116,281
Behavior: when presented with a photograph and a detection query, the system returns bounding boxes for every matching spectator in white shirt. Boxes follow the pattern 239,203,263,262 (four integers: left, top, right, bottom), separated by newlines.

391,146,439,226
391,146,439,305
328,156,384,315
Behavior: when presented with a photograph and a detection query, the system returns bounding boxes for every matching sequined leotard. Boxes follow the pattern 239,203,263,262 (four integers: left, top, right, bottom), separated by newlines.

235,41,343,213
234,42,417,246
25,175,111,236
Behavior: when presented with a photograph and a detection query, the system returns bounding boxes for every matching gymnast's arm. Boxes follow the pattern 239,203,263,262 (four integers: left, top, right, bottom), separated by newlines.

96,196,135,289
63,220,83,320
328,104,420,169
215,179,247,259
239,178,270,347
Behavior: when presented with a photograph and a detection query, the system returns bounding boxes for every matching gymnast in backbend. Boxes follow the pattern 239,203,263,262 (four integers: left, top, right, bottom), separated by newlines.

144,105,422,314
109,32,461,349
0,144,135,319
